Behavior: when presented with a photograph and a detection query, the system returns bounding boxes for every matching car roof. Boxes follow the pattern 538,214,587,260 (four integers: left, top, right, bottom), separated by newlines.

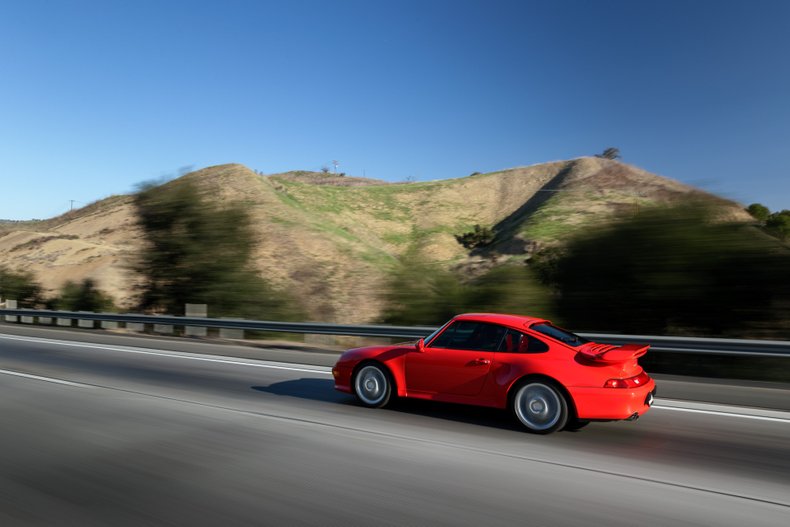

453,312,549,329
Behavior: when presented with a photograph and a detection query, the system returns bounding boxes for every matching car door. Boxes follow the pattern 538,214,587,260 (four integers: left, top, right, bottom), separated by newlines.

405,320,505,396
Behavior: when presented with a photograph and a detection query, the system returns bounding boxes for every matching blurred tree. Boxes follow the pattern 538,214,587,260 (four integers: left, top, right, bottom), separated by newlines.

766,210,790,241
0,267,42,307
380,255,555,325
133,179,302,319
746,203,771,223
379,253,467,326
464,266,556,321
53,279,115,312
596,147,621,160
543,203,790,337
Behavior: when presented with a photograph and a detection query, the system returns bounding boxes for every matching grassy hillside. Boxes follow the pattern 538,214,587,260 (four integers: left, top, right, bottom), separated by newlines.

0,158,751,322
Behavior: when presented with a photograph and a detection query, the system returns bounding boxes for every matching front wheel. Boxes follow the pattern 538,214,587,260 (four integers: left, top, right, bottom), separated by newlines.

512,381,568,434
353,364,393,408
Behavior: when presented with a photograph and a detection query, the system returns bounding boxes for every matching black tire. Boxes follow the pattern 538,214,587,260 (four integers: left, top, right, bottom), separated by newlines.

564,419,590,431
511,380,569,434
353,363,393,408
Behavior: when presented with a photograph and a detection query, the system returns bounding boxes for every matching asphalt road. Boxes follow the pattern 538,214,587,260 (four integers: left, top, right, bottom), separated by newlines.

0,327,788,526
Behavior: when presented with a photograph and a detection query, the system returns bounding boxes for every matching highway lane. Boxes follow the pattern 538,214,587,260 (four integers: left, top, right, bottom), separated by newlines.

0,331,788,525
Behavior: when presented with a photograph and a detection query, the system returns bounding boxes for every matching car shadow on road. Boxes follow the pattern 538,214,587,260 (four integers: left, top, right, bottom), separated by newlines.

252,378,522,432
388,399,522,432
252,378,351,404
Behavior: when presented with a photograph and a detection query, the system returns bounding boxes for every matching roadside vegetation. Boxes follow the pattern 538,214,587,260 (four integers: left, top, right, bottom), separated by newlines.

538,202,790,338
0,269,117,312
50,279,116,312
0,267,43,307
379,250,554,326
747,202,790,241
381,202,790,340
132,178,302,320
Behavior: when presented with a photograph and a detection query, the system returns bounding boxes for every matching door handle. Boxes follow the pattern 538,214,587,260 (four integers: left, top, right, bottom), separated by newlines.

468,358,491,366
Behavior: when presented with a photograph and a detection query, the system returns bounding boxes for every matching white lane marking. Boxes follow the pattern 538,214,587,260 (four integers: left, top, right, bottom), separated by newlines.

0,333,333,376
0,368,92,387
652,403,790,424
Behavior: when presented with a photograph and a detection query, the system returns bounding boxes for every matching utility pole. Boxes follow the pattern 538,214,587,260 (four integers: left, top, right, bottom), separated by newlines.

69,200,76,211
332,160,339,174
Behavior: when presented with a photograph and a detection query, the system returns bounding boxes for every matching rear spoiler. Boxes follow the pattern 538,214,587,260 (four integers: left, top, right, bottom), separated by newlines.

578,343,649,364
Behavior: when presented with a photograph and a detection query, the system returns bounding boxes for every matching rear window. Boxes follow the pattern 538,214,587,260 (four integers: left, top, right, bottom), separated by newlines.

498,329,549,354
530,323,588,347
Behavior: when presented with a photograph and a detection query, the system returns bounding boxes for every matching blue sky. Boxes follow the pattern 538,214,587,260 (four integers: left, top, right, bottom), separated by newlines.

1,0,788,219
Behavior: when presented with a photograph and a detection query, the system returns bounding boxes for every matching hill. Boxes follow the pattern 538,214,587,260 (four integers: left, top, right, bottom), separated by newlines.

0,158,752,322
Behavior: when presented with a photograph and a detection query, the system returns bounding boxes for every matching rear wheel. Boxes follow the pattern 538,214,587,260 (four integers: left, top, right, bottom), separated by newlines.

512,381,568,434
353,364,393,408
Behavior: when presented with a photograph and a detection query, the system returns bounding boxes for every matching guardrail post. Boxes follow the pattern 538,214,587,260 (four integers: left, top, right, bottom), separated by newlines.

4,300,18,322
185,304,207,337
57,314,73,327
77,311,95,329
125,321,145,332
19,303,34,324
219,318,244,340
153,314,174,335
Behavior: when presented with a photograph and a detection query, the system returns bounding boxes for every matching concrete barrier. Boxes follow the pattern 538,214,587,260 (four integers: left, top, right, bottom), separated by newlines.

57,318,72,327
125,322,145,332
101,321,118,330
185,304,207,337
21,316,34,324
37,317,53,325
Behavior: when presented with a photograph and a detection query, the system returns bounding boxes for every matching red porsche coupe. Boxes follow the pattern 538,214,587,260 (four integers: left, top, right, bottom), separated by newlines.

333,313,656,433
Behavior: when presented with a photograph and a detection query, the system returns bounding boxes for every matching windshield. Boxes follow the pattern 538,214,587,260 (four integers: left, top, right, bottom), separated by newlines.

422,321,449,346
530,323,589,347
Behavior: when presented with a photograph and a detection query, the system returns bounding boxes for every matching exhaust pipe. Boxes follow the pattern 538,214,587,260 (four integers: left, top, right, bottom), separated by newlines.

626,412,639,421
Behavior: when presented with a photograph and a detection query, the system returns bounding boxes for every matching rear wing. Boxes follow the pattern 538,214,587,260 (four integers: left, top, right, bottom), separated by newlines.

578,343,649,364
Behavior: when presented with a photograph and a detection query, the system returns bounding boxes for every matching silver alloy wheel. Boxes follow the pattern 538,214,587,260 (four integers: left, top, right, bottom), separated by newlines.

354,365,388,406
514,382,563,431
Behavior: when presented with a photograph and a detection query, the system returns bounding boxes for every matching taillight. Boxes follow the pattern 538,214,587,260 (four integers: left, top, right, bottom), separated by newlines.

604,371,650,389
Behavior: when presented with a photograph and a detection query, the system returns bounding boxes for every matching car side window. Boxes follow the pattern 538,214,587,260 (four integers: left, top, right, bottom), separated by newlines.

428,321,506,351
499,329,549,354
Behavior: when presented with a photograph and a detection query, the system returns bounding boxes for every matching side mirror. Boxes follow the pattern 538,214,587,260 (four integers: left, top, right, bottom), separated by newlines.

416,338,426,353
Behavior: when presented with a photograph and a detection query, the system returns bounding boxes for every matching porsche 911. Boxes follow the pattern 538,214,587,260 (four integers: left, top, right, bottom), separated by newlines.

333,313,656,433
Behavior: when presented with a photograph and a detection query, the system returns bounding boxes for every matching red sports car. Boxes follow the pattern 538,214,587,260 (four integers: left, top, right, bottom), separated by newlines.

333,313,656,433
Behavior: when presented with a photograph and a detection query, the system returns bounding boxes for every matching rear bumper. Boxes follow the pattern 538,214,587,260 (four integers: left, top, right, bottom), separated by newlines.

568,379,656,420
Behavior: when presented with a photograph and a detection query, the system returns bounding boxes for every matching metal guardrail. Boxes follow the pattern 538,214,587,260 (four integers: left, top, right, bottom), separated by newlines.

0,308,435,339
1,308,789,357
